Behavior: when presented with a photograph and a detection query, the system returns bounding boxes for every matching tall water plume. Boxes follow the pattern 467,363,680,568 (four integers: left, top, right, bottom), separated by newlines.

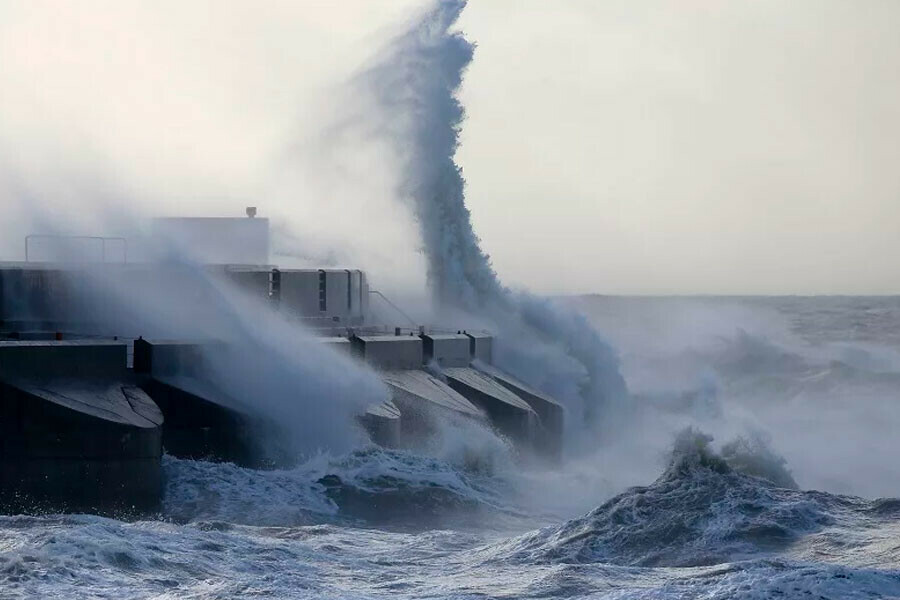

357,0,627,432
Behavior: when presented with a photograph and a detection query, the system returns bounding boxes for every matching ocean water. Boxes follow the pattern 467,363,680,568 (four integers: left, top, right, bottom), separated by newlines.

3,296,900,599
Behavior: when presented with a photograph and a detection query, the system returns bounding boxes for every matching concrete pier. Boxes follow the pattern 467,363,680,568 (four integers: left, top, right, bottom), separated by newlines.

0,340,163,514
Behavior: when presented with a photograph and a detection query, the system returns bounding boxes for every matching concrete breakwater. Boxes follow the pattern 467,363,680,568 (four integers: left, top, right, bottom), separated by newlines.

0,331,564,514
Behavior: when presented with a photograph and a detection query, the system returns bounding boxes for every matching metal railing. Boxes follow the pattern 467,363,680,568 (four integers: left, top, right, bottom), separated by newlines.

367,289,418,327
25,234,128,263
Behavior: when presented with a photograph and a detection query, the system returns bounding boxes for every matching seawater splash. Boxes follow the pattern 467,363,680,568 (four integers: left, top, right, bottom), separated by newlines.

162,448,524,530
361,0,627,431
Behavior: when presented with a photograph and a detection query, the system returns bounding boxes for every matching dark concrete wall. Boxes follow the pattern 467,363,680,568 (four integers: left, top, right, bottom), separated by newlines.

0,380,162,515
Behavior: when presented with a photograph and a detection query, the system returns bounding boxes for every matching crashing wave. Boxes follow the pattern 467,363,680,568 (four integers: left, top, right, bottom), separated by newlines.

491,429,869,567
162,447,521,529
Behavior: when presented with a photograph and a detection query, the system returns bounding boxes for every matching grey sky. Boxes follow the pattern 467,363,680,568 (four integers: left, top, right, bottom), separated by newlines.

1,1,898,294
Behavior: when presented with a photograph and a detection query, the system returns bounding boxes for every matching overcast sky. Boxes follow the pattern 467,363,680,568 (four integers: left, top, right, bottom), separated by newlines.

1,1,898,295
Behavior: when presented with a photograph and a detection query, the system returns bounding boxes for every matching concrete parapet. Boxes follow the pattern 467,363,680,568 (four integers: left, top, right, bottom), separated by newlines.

422,333,470,368
351,335,423,370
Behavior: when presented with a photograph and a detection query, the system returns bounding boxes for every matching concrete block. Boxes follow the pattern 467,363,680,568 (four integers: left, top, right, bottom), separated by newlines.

351,335,423,370
422,333,470,368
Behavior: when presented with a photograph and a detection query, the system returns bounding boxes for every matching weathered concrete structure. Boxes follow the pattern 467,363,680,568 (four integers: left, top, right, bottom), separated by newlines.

0,212,572,514
0,341,163,514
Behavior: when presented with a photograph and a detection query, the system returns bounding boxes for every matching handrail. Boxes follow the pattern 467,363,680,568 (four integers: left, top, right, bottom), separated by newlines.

368,290,418,327
25,234,128,263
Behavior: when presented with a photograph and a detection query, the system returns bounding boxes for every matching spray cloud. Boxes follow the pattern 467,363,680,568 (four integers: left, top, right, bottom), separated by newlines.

354,0,628,434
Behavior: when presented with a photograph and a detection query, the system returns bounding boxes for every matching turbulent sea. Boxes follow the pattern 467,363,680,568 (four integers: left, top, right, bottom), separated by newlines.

3,296,900,599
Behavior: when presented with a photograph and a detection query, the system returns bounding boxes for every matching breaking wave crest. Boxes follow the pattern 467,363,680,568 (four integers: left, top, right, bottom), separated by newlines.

492,428,886,568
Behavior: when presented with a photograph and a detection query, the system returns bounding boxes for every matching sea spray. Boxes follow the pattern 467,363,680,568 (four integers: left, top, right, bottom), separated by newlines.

359,0,627,437
63,259,386,458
